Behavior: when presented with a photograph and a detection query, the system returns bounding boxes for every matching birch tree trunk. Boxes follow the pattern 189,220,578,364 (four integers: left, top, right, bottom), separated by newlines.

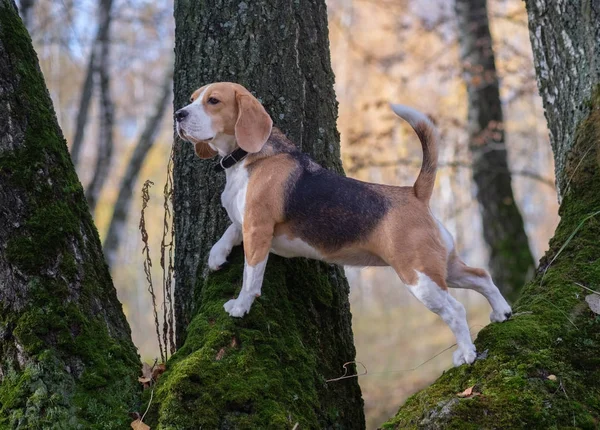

149,0,364,428
103,70,172,268
455,0,535,302
0,3,139,428
382,1,600,427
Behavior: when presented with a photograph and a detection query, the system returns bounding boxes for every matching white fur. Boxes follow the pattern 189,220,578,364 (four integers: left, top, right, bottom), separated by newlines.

224,257,268,317
209,224,242,270
271,236,323,260
221,162,249,227
447,270,512,323
408,271,477,366
176,86,215,141
390,103,434,129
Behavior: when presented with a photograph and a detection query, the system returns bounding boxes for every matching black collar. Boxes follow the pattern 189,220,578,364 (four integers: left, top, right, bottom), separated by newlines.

214,148,248,172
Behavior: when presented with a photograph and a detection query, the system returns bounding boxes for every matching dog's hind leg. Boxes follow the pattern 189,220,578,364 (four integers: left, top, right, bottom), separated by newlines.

447,254,512,323
399,268,477,366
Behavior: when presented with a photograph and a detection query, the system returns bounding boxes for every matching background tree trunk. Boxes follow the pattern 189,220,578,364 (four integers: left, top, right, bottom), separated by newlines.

16,0,34,32
150,0,364,428
0,2,139,428
85,0,115,214
69,0,113,168
455,0,535,302
382,2,600,428
103,69,172,268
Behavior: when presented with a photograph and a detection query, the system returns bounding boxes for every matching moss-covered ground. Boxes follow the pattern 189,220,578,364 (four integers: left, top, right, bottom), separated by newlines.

147,248,364,429
0,3,140,428
382,92,600,429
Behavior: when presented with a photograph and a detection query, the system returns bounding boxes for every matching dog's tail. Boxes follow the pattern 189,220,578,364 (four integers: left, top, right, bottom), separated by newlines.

390,104,439,203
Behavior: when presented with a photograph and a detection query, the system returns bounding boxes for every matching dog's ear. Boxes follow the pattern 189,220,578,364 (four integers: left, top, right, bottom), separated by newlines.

194,141,218,159
234,93,273,153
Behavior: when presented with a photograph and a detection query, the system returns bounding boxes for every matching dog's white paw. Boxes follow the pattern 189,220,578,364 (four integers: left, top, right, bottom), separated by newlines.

223,299,250,318
453,345,477,367
490,304,513,323
208,243,229,271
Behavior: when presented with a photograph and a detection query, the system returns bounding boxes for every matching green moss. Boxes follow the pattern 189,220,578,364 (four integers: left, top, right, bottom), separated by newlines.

148,248,363,429
0,4,140,428
382,89,600,430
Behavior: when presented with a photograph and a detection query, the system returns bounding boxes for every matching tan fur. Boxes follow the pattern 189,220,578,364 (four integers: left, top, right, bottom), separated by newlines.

190,83,272,153
186,83,456,287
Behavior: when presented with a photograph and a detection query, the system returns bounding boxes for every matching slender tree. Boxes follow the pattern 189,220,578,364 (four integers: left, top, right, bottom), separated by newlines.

85,0,115,213
69,0,113,168
455,0,535,301
0,2,140,428
103,70,172,268
383,2,600,427
149,0,364,428
16,0,34,31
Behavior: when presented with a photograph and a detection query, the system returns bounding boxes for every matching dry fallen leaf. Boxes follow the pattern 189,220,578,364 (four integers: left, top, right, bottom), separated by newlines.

139,362,164,389
152,363,167,381
547,374,557,381
457,385,480,398
585,294,600,315
141,363,153,378
215,348,226,361
130,418,150,430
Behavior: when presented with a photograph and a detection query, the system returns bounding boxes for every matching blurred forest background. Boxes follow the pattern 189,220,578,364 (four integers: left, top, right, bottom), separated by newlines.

19,0,557,427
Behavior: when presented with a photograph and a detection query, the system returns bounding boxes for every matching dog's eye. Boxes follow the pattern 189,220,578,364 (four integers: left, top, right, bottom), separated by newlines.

207,97,220,105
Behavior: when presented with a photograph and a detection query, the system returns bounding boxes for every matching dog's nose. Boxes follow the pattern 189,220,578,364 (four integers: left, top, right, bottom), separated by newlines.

175,109,188,122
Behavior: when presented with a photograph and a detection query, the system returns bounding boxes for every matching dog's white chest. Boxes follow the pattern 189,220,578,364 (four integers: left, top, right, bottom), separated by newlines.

221,164,249,226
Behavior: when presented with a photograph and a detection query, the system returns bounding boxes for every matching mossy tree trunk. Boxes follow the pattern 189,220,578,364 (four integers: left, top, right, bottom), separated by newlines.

0,2,140,428
455,0,535,302
382,2,600,428
152,0,364,428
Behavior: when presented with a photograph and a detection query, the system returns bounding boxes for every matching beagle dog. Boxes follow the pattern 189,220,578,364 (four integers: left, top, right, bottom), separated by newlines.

175,82,512,366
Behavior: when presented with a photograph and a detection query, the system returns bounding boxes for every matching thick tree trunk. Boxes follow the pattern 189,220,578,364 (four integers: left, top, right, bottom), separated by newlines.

85,0,115,214
455,0,535,302
0,2,139,428
150,0,364,428
382,2,600,428
69,0,113,168
103,70,172,268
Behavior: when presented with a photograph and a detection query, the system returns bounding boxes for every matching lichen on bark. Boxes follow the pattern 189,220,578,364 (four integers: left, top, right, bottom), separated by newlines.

0,2,140,427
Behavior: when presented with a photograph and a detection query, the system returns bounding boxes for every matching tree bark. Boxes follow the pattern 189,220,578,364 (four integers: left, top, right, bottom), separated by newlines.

85,0,115,214
150,0,364,428
69,0,113,168
455,0,535,302
103,70,172,268
382,2,600,428
0,2,139,428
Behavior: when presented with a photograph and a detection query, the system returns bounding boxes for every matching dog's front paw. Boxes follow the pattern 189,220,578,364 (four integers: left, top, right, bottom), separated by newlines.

490,304,512,323
208,243,229,271
224,299,250,318
453,345,477,367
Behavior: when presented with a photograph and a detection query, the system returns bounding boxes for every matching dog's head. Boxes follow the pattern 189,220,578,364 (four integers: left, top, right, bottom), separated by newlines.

175,82,273,159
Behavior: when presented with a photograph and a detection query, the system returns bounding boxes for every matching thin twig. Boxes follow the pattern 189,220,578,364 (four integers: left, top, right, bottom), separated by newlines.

139,180,165,363
160,148,176,358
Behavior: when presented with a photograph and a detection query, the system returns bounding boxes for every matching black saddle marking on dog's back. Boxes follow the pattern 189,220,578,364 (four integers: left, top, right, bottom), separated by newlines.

284,154,390,252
